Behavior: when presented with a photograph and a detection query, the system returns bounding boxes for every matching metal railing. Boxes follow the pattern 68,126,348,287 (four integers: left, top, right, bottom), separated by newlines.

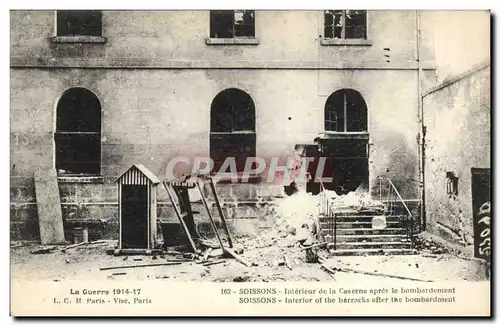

377,177,415,242
317,178,337,250
318,177,415,251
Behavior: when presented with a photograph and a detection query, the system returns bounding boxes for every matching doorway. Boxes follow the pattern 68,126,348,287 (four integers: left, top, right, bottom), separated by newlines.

121,185,148,249
321,138,369,194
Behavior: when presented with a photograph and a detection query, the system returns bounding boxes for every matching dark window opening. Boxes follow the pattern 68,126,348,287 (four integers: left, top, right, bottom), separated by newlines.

324,10,366,39
55,88,101,175
210,89,256,176
325,89,367,132
56,10,102,36
446,172,459,196
210,10,255,38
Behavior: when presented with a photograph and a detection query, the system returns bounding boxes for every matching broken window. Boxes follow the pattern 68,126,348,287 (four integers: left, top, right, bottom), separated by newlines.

325,89,368,132
210,10,255,38
55,88,101,175
56,10,102,36
324,10,367,39
210,88,256,174
446,172,459,196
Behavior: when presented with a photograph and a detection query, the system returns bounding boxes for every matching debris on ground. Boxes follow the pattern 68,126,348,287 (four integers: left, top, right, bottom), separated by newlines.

413,235,450,255
30,246,58,254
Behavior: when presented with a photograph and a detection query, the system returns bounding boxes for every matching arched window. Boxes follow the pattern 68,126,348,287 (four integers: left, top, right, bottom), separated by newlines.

210,88,256,173
325,89,367,132
55,88,101,175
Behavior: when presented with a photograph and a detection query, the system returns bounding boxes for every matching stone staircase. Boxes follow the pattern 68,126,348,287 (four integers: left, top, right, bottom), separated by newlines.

319,210,416,256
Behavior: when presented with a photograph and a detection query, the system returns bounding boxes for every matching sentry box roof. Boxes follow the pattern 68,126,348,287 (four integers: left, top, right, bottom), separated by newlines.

114,164,161,185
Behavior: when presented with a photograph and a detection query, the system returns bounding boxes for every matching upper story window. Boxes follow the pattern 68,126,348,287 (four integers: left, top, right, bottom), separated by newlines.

56,10,102,37
210,10,255,38
324,10,367,39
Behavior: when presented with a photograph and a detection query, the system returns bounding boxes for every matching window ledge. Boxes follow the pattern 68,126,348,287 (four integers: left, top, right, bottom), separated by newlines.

51,36,107,44
320,132,370,140
320,38,372,46
205,38,259,45
57,175,104,184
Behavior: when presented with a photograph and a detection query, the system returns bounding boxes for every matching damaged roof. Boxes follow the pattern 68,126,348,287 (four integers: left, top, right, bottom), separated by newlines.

114,164,162,184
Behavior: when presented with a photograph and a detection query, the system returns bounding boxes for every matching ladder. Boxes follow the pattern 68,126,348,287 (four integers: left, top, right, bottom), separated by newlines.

162,174,234,253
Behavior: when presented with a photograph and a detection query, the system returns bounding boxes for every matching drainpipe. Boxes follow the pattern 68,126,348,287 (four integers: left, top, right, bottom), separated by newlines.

416,10,426,231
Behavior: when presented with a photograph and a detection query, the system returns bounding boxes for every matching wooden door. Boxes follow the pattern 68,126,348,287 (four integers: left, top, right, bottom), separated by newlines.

121,185,148,249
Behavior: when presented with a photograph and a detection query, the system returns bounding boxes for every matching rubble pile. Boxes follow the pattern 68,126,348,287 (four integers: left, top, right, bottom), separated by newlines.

326,185,385,213
413,236,449,255
273,191,320,236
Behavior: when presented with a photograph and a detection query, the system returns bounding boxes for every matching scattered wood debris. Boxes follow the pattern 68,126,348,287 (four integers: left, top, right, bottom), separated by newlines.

30,246,57,254
100,261,182,271
224,248,252,267
202,259,226,267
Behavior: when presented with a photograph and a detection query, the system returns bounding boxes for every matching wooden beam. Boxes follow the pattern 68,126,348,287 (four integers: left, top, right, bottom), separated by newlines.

100,261,182,271
208,177,234,248
163,181,198,253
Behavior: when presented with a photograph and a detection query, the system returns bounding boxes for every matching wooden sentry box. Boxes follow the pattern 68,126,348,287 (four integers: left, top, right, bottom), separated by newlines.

114,164,161,254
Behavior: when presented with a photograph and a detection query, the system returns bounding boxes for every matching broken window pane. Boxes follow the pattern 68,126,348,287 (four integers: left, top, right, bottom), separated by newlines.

57,10,102,36
324,10,366,39
210,10,255,38
55,88,101,175
345,10,367,39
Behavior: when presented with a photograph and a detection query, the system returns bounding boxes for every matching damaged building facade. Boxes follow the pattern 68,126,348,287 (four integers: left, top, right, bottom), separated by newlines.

423,62,491,258
10,10,439,241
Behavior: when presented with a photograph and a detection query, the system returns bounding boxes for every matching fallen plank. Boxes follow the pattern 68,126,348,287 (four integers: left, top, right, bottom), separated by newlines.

202,259,226,267
30,246,57,254
61,240,109,252
34,168,65,245
61,242,89,252
322,262,431,282
320,264,336,278
224,248,252,267
284,256,293,270
100,262,182,271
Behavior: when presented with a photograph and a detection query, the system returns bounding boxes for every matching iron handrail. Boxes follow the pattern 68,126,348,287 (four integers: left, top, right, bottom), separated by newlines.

317,177,337,250
378,177,414,241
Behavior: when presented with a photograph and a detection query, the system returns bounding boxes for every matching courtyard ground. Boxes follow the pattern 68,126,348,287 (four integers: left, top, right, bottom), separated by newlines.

10,235,488,283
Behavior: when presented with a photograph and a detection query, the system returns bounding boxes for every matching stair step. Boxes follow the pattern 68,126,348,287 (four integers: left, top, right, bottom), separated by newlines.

319,215,407,223
323,228,406,235
324,234,408,242
329,248,417,256
329,241,412,250
322,221,401,228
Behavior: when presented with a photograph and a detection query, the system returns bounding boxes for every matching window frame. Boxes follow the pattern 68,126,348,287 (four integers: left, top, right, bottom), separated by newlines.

321,10,372,46
52,10,107,44
54,88,103,179
206,10,259,45
324,89,368,135
209,88,257,178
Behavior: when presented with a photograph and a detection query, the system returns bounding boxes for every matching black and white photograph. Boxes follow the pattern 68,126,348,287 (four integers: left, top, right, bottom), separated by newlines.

8,5,492,316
